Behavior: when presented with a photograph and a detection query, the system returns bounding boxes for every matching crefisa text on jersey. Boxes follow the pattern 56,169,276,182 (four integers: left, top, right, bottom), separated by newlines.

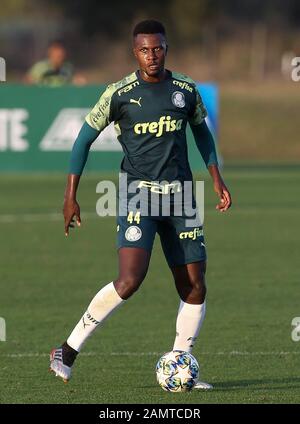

99,407,201,420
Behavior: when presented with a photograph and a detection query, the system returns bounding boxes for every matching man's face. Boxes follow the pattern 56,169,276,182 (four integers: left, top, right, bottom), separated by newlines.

48,45,66,69
133,33,167,77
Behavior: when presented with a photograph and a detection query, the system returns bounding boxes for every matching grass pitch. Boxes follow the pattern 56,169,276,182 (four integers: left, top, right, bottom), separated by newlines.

0,166,299,404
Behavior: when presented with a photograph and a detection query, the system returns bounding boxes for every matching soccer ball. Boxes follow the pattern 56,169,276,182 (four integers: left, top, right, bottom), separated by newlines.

155,350,199,392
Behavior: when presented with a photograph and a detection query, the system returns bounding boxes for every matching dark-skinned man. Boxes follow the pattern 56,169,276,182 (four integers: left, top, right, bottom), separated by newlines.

50,20,232,389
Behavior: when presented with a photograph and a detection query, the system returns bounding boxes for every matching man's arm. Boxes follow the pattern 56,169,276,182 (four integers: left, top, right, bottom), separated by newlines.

64,122,100,236
24,61,46,85
64,174,81,236
207,163,232,212
190,120,218,167
63,84,117,235
190,120,232,212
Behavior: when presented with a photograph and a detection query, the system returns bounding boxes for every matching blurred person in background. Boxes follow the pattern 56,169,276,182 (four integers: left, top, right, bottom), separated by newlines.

25,39,86,86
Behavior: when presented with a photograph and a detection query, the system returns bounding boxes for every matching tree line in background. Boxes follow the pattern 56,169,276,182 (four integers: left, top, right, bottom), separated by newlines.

1,0,300,81
47,0,300,38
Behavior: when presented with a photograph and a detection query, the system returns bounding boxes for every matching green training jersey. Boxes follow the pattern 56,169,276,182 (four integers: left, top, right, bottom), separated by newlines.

85,70,207,184
28,59,74,86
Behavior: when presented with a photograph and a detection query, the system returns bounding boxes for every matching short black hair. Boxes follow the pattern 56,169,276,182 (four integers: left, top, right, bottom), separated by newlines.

133,20,166,37
48,39,66,49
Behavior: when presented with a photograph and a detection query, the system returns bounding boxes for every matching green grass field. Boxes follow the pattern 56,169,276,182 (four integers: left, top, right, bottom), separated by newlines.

220,82,300,162
0,166,299,404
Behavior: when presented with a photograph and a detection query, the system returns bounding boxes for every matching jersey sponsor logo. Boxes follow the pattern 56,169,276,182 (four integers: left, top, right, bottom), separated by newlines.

134,115,183,138
118,81,139,96
138,180,182,194
172,80,193,92
91,98,110,123
179,227,204,240
130,97,142,107
125,225,142,242
172,91,185,108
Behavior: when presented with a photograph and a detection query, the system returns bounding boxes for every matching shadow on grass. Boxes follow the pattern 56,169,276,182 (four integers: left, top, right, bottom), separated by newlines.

212,377,300,391
139,377,300,392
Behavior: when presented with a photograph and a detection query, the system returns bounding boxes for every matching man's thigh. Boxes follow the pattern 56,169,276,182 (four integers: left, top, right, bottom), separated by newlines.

157,216,206,268
117,211,157,253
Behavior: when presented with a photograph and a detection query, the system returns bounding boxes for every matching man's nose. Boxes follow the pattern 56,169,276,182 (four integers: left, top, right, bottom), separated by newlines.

147,50,157,60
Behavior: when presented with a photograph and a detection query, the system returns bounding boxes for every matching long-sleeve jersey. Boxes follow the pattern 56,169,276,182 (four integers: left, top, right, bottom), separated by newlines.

70,69,218,184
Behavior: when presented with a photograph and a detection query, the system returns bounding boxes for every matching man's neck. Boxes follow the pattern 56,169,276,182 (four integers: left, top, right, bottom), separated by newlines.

139,69,167,83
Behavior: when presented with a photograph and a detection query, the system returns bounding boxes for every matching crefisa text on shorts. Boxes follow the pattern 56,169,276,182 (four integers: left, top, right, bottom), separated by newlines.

96,172,205,227
99,407,201,420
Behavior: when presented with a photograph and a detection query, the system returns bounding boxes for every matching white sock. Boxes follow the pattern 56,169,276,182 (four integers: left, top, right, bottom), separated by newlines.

172,300,206,353
67,282,125,352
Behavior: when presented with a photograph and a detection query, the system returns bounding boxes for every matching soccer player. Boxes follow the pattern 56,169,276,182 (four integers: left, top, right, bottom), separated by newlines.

50,20,232,389
25,40,73,86
25,39,86,86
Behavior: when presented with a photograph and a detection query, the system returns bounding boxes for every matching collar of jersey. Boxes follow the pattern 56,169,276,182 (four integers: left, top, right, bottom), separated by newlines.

135,69,172,85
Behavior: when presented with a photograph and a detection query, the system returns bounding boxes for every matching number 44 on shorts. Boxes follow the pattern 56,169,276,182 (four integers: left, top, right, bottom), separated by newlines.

127,211,141,224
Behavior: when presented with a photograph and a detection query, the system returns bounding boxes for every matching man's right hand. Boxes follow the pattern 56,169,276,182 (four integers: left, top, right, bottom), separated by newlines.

63,174,81,236
63,199,81,236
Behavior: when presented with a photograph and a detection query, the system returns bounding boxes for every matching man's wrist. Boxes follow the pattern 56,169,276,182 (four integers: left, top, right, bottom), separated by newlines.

208,164,220,178
208,165,225,187
64,194,76,202
64,174,80,202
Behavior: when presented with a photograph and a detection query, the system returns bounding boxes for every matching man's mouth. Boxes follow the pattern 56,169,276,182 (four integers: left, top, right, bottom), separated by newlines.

149,64,159,70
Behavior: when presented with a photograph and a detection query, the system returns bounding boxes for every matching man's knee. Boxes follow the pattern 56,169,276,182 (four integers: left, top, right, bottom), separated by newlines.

189,272,206,295
182,278,206,303
175,269,207,302
114,275,145,299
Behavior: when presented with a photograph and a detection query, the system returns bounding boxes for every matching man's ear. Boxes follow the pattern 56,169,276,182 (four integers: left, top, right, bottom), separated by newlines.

133,46,138,60
165,44,169,56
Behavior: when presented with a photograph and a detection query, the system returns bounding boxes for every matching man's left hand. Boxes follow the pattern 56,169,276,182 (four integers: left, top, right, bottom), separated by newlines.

214,179,232,212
